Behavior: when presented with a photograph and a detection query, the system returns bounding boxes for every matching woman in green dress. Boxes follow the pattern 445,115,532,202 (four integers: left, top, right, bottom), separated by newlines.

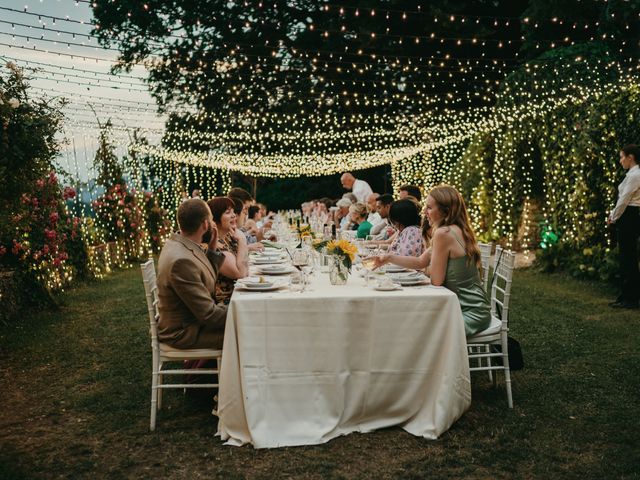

371,184,491,336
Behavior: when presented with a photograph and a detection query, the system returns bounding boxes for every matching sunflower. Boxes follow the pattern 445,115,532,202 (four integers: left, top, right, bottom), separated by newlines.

327,239,358,268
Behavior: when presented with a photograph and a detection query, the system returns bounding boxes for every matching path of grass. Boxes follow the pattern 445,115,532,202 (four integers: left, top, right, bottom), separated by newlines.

0,268,638,479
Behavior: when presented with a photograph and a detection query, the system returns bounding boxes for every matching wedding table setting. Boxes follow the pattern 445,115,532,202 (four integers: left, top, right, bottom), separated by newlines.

216,214,471,448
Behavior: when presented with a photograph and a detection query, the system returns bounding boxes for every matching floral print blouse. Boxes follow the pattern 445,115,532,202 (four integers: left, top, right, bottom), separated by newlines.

215,233,238,304
389,225,424,257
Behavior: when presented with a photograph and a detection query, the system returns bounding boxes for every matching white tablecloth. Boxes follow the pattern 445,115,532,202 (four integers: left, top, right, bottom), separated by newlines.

217,270,471,448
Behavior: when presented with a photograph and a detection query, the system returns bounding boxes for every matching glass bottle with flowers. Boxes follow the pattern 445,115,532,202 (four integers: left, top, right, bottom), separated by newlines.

326,239,357,285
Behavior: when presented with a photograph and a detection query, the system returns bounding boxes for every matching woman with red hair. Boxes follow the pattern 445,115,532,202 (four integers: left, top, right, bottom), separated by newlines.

207,197,249,304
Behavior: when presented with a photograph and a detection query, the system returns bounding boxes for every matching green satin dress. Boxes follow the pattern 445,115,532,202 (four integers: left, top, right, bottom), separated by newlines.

443,232,492,336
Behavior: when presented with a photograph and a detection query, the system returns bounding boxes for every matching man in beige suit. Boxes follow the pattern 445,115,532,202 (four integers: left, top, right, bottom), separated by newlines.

156,199,228,349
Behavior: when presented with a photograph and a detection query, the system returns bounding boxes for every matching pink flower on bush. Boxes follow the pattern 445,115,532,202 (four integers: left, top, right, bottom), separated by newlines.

12,241,22,255
36,179,45,188
49,212,59,224
48,172,57,185
63,186,76,200
44,228,57,241
42,244,50,255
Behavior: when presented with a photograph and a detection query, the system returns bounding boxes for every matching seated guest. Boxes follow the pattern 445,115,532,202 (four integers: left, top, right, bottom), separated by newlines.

388,199,424,256
230,196,264,252
369,193,395,240
398,184,422,202
245,205,263,239
207,197,249,304
156,199,227,349
372,185,491,336
366,193,382,226
349,202,372,239
335,197,353,230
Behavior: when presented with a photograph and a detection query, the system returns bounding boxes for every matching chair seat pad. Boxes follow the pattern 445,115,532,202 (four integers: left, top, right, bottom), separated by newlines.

159,343,222,359
468,315,502,340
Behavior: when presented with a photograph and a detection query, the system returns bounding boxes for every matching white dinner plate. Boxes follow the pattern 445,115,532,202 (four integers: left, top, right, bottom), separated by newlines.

372,283,402,291
383,265,407,273
252,258,287,265
236,283,283,291
257,266,293,275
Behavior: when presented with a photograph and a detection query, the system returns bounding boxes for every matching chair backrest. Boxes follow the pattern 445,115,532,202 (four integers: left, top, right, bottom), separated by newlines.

140,259,160,348
478,242,492,290
490,246,516,330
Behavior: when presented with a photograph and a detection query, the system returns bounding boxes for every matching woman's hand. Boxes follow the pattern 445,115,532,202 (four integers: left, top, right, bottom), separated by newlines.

371,254,391,269
248,242,264,252
231,227,247,244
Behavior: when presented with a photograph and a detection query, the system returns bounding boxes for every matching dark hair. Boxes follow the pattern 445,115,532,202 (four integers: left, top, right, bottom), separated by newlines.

621,144,640,163
231,196,244,215
248,205,260,219
318,197,333,210
228,187,253,203
207,197,235,223
399,185,422,201
389,199,421,229
377,193,394,206
177,198,210,234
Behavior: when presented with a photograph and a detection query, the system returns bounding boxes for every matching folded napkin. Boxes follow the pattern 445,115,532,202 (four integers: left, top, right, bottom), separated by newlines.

261,240,285,249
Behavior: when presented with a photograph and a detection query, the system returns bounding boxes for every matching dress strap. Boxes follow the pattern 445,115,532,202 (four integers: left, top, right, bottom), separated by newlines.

448,228,467,251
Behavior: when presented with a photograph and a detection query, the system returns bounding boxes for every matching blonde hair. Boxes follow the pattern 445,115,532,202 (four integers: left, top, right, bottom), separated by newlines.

349,202,368,220
425,184,481,268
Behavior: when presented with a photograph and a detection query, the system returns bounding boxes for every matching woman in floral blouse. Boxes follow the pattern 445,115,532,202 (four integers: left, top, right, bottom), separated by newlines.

388,198,424,257
207,197,249,304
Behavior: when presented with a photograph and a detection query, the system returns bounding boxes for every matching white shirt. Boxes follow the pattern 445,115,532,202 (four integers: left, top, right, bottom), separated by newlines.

610,165,640,222
352,179,374,203
367,211,382,225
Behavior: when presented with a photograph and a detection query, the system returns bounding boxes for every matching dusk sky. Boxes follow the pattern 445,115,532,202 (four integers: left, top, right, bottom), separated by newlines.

0,0,166,180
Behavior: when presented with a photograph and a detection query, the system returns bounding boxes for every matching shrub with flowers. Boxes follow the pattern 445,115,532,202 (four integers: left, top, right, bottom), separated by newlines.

143,190,173,253
92,183,149,258
0,171,82,296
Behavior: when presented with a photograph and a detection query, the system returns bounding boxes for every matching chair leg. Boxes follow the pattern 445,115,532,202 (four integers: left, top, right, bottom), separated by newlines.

150,370,158,431
487,345,494,384
157,372,164,411
212,355,222,417
501,336,513,408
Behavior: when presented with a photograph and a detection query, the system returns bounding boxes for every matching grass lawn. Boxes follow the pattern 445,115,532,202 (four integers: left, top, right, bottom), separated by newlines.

0,267,638,479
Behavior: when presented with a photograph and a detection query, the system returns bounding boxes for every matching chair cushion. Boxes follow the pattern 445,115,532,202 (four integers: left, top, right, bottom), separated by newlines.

159,343,222,359
468,315,502,340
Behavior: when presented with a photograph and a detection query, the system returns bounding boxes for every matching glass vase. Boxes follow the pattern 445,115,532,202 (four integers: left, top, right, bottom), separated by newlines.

329,257,349,285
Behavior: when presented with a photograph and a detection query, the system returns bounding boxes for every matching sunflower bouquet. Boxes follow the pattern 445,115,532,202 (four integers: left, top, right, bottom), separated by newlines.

326,239,358,271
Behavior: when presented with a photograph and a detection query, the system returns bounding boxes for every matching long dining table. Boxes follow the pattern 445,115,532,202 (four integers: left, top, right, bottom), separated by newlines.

217,258,471,448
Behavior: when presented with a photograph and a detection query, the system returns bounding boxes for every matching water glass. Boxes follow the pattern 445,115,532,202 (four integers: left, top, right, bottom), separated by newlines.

289,271,304,293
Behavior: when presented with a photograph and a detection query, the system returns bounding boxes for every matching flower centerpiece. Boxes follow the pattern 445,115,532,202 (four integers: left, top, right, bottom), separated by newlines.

326,239,357,285
297,224,312,239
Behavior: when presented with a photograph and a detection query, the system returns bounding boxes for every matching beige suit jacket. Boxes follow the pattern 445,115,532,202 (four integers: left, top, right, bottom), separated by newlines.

156,233,227,348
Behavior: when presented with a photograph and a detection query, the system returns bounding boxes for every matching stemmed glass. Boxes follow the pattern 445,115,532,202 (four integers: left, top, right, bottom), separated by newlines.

361,256,377,287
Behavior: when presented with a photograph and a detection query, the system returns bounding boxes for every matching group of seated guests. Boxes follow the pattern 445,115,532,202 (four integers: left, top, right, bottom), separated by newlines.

156,188,272,351
303,182,492,337
156,181,493,353
303,184,425,255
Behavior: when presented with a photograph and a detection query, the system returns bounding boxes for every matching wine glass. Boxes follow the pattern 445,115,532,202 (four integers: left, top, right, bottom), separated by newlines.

361,256,377,287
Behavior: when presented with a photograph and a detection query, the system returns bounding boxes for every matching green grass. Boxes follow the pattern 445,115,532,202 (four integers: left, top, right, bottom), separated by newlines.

0,268,638,479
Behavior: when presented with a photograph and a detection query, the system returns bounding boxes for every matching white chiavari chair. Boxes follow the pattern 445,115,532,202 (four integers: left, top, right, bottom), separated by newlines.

141,259,223,431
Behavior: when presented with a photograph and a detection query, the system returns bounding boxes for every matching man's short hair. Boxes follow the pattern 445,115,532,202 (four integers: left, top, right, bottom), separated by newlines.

231,196,244,215
377,193,394,206
177,198,210,234
622,144,640,162
228,187,254,204
399,185,422,202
